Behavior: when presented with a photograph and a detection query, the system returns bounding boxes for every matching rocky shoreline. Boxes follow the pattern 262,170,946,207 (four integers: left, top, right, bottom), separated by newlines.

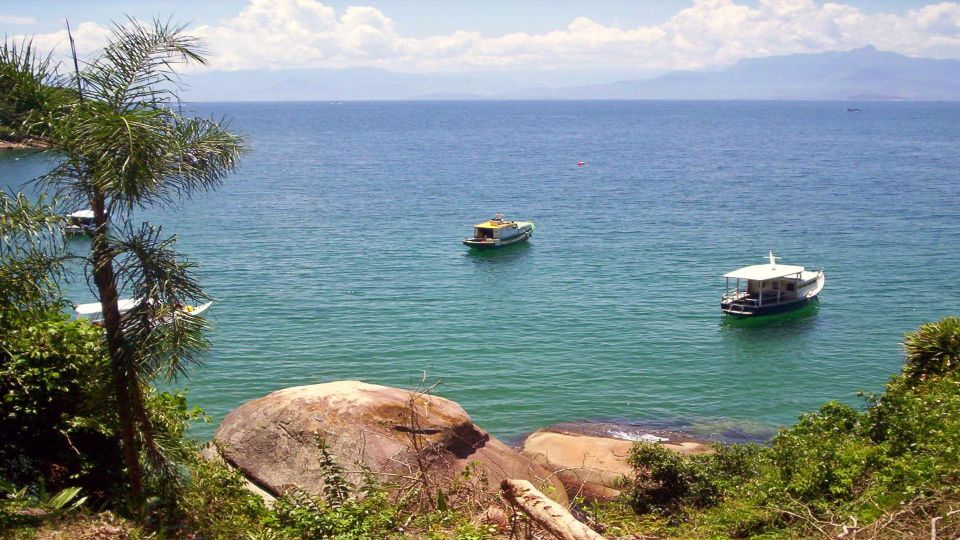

209,381,726,505
0,138,49,150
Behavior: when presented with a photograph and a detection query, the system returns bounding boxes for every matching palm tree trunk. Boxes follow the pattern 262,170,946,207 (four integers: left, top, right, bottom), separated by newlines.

89,192,144,514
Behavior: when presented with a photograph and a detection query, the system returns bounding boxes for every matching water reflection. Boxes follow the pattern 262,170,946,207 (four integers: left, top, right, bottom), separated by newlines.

720,301,820,332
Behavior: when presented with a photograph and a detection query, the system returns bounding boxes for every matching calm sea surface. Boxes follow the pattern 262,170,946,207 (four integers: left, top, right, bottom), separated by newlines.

3,101,959,441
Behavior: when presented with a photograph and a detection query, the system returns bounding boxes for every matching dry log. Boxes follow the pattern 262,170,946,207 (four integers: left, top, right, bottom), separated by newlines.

500,479,606,540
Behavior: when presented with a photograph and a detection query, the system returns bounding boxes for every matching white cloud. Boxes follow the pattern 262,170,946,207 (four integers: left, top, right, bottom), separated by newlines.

0,14,36,25
10,21,112,63
11,0,960,73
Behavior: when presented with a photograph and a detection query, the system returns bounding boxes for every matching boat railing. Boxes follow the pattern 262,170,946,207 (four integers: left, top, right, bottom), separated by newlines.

724,291,799,306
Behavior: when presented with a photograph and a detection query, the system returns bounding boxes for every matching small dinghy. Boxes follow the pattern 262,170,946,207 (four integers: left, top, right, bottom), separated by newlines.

462,213,534,249
75,298,213,324
721,251,824,317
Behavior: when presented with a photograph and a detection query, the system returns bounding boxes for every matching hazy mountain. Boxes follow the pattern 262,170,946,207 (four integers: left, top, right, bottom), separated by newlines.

500,46,960,100
180,46,960,102
179,67,645,102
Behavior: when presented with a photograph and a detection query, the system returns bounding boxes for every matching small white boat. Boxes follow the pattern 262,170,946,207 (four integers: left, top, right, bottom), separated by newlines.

721,252,824,317
75,298,213,323
462,213,534,249
64,209,95,235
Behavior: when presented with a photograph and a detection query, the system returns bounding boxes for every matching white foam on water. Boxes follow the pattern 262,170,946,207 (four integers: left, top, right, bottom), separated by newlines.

609,430,669,443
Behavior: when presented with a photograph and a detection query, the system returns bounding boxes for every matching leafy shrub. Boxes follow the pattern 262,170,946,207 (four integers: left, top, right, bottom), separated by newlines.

628,443,714,514
767,401,877,505
270,486,397,539
177,456,269,539
266,437,397,539
0,313,122,498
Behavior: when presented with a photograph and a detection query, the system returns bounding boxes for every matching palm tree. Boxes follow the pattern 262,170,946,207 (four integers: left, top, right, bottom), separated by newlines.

27,19,245,512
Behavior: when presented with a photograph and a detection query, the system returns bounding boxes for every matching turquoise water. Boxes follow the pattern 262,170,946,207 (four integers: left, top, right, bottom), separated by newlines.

3,101,959,442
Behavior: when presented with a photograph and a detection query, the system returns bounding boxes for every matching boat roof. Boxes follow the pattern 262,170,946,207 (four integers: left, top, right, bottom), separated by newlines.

75,298,140,315
67,209,94,219
475,219,517,229
723,263,807,281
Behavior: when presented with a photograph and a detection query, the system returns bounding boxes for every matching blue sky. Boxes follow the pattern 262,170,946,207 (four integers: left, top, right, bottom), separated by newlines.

4,1,959,73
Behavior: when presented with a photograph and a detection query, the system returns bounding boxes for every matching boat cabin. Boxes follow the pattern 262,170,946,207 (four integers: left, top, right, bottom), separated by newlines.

65,209,95,234
473,214,521,240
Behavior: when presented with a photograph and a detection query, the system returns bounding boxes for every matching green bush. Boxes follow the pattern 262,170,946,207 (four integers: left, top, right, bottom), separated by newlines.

0,312,122,499
627,442,762,515
767,401,878,505
269,486,397,540
177,456,270,539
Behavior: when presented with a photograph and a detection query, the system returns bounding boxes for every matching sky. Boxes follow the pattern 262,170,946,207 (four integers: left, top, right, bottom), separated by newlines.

3,0,960,74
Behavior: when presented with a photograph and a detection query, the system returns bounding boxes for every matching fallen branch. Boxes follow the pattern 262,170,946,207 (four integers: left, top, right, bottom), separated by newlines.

500,479,606,540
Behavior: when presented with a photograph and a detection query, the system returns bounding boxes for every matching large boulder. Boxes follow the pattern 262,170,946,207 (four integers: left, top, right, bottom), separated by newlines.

521,425,713,502
214,381,567,504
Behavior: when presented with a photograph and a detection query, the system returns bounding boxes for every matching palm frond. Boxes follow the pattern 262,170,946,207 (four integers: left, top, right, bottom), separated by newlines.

0,192,69,317
81,17,205,112
111,222,210,382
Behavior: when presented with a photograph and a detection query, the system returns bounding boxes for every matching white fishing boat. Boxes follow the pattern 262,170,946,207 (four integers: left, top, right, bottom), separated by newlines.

74,298,213,323
721,252,824,317
462,213,534,249
64,209,95,235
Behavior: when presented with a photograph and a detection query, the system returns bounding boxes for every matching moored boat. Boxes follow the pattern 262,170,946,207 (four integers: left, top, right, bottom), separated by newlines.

64,209,95,235
721,252,824,317
462,213,534,249
75,298,213,324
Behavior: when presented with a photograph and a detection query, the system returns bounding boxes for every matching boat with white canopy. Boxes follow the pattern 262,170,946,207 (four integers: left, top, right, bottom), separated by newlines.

721,252,824,317
64,209,95,235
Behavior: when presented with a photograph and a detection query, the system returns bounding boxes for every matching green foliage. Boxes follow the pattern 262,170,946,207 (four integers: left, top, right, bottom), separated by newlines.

1,482,88,531
316,436,351,507
270,486,397,540
0,192,68,323
0,312,122,497
267,437,397,539
767,401,877,505
902,316,960,383
0,39,70,142
177,456,269,540
628,442,762,515
623,316,960,538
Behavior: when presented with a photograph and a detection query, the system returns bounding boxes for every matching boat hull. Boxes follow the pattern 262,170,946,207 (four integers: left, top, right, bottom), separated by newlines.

462,229,533,249
64,225,92,235
721,296,818,317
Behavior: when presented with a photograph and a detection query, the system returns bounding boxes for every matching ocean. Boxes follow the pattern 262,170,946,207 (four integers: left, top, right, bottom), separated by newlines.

3,100,958,442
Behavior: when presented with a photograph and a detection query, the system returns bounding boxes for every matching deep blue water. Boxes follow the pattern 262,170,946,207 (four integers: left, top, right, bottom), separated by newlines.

3,101,959,441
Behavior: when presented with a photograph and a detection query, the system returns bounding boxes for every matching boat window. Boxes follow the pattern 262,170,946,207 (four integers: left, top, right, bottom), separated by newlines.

476,228,494,239
787,283,795,291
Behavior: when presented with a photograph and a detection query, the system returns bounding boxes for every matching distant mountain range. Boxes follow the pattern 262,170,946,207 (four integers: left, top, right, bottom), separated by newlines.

181,46,960,102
